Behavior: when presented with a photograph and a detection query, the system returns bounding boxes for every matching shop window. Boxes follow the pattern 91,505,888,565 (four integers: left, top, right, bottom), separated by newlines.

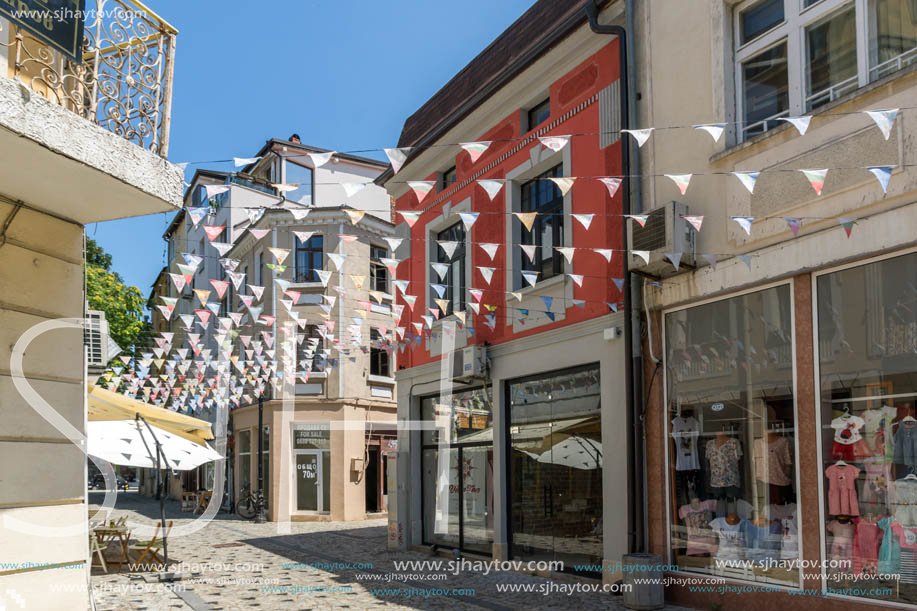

420,387,493,554
665,285,799,586
815,252,917,604
508,364,603,575
519,164,564,285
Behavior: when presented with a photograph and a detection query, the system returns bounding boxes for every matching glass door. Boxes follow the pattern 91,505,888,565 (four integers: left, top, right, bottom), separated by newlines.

295,451,321,512
509,364,603,574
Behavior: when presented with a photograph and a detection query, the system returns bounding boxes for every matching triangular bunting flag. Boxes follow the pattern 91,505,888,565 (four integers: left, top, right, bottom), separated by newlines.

732,216,754,235
458,212,479,231
538,135,570,152
514,212,537,232
477,179,505,201
665,174,692,196
407,181,436,202
778,116,812,136
863,109,898,140
693,123,725,143
548,177,576,196
800,169,828,195
621,128,654,147
460,141,491,162
598,177,622,198
384,147,410,174
478,243,500,260
867,166,892,194
681,215,704,232
732,171,759,194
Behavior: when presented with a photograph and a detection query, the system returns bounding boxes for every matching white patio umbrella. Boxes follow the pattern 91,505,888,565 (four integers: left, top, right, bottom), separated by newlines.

87,420,222,471
537,435,603,470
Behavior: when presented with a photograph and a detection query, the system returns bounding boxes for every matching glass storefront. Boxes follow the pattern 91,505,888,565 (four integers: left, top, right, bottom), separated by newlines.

816,253,917,605
508,364,602,574
421,387,493,554
292,423,331,513
665,285,800,586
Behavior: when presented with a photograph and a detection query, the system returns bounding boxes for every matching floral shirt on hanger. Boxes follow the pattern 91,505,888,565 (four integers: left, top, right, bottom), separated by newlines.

706,438,742,488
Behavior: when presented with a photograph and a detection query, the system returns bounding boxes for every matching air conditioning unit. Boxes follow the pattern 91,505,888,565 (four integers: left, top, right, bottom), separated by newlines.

452,345,487,382
626,201,695,277
85,310,121,374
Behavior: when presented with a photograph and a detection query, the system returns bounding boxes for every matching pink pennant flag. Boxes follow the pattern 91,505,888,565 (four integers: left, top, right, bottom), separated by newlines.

784,217,802,237
209,279,229,299
681,215,704,232
800,169,828,195
407,181,436,203
203,225,224,242
460,141,491,162
629,215,648,228
598,177,623,198
469,289,484,303
665,174,693,196
249,228,270,240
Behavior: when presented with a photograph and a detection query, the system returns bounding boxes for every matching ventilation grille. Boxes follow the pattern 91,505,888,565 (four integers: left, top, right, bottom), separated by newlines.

632,207,667,251
85,310,105,366
599,81,621,149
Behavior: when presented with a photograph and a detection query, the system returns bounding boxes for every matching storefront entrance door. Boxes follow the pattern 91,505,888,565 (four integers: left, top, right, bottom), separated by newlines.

296,451,321,512
508,364,603,574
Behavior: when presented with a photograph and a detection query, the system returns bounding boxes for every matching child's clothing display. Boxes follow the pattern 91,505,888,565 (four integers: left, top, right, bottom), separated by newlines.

878,516,901,575
672,416,701,471
827,519,857,566
831,414,870,461
853,520,883,575
753,435,792,486
861,463,894,508
890,522,917,583
894,477,917,526
706,437,742,489
895,420,917,475
678,499,718,555
861,405,897,462
826,463,861,516
709,517,745,561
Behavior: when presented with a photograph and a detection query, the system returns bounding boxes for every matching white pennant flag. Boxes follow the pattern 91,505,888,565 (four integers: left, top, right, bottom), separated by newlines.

234,156,260,167
431,263,449,281
732,171,759,194
863,109,898,140
204,185,231,199
572,214,594,230
538,135,570,152
598,177,623,198
568,273,584,287
327,253,347,271
621,128,654,147
693,123,725,143
288,207,310,221
520,244,538,263
478,267,495,285
732,216,754,235
664,252,682,271
478,243,500,260
308,151,335,167
407,181,436,203
384,147,410,174
341,182,367,198
632,250,650,265
459,141,491,162
293,231,315,244
477,179,506,200
458,212,479,231
555,247,576,265
665,174,693,195
384,237,403,252
438,241,459,259
548,177,576,196
593,248,613,263
316,269,333,287
521,271,539,287
867,166,893,194
778,116,812,136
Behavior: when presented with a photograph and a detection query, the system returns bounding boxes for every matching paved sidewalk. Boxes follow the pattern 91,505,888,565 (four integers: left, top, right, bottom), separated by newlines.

90,492,686,610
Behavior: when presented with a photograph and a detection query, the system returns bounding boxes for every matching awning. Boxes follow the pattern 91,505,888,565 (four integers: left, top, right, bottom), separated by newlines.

87,420,223,471
87,384,214,446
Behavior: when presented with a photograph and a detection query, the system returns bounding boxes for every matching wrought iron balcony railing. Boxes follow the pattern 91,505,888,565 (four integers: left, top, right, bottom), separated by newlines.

1,0,177,157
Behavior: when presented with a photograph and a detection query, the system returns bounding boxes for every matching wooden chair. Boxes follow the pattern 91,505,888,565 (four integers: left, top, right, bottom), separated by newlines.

180,492,197,512
129,520,172,571
195,491,213,514
88,521,107,573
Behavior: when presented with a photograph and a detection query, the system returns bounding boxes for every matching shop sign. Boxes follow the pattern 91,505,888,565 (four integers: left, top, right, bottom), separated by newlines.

292,422,330,450
0,0,86,62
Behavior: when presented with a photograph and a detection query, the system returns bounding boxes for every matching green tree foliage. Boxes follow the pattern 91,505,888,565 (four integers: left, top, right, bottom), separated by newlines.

85,238,149,353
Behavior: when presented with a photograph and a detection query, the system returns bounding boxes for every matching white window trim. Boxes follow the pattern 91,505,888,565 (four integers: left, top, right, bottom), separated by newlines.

733,0,884,142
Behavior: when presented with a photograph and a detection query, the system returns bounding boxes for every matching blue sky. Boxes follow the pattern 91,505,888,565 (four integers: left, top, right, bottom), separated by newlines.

88,0,536,298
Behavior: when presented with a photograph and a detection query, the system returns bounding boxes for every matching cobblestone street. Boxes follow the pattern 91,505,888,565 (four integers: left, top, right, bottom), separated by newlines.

89,492,684,611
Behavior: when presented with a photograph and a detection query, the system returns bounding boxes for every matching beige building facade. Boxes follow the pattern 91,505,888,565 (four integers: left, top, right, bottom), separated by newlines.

0,5,182,610
634,0,917,608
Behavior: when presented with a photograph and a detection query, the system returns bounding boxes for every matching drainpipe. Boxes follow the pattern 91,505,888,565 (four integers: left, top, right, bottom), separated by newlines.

586,0,645,555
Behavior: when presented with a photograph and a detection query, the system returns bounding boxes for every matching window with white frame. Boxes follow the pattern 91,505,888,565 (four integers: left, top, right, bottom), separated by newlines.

734,0,917,141
370,244,389,292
